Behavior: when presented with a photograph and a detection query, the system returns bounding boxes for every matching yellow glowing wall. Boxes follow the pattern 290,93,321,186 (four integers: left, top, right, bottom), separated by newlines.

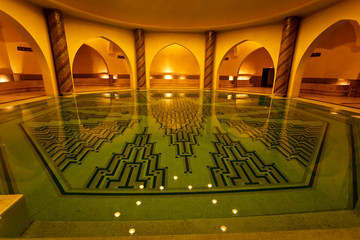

289,0,360,97
0,0,57,95
64,16,136,88
215,24,283,89
150,44,200,75
146,32,205,88
73,44,108,74
239,47,274,76
83,38,130,76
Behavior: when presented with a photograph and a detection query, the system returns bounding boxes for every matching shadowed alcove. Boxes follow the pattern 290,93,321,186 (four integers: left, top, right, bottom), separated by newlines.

149,44,201,89
72,37,131,93
218,41,274,94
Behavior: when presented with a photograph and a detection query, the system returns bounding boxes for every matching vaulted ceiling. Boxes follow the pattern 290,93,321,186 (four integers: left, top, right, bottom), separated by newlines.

25,0,343,31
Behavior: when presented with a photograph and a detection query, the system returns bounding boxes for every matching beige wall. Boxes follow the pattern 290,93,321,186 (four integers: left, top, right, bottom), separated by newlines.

215,24,283,89
301,21,360,80
0,0,57,95
0,29,12,74
218,41,263,76
218,42,274,78
289,0,360,97
64,16,136,88
146,32,205,88
83,38,131,75
239,47,274,76
150,44,200,75
73,44,108,74
1,0,359,97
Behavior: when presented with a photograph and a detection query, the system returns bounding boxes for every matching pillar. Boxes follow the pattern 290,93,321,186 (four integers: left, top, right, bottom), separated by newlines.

347,80,360,97
273,16,300,96
45,9,73,95
134,29,146,89
204,31,216,89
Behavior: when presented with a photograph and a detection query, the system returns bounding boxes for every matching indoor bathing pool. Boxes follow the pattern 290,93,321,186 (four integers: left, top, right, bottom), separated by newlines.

0,90,360,237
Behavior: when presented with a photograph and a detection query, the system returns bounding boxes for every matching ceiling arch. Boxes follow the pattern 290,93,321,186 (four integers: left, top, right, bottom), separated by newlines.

26,0,342,31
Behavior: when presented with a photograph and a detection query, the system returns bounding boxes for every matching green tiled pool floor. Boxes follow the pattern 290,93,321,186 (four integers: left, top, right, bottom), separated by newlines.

22,210,360,237
0,90,360,236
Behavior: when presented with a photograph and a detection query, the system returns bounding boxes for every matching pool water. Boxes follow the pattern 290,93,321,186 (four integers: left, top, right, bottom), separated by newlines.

0,90,360,233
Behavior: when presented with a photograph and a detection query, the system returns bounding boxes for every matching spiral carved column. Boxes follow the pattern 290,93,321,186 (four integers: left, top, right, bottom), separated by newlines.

204,31,216,89
347,80,360,97
274,16,300,96
45,9,73,95
134,29,146,89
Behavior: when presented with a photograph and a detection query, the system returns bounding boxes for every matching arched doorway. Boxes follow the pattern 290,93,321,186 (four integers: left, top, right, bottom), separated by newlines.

72,37,131,93
296,20,360,108
0,14,46,103
218,41,274,94
149,44,200,89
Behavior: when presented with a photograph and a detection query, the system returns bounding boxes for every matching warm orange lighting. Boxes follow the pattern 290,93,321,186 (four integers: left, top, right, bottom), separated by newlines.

113,74,118,79
165,93,173,98
114,212,121,217
0,75,10,83
229,76,234,81
237,76,250,80
236,94,248,98
220,226,227,232
227,95,232,100
129,228,135,235
179,76,186,80
100,73,109,79
164,75,173,80
336,78,350,85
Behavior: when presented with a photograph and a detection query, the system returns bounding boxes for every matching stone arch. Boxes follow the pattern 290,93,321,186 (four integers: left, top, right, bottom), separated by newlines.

217,40,274,93
72,37,132,92
149,43,201,89
293,19,360,99
0,10,54,101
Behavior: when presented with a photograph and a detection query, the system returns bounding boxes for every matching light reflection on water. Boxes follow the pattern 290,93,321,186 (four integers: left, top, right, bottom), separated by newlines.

0,90,359,225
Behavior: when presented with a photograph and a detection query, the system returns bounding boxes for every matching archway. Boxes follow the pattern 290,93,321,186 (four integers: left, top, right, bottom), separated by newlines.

149,44,201,89
218,41,274,94
295,20,360,108
72,37,131,93
0,13,46,103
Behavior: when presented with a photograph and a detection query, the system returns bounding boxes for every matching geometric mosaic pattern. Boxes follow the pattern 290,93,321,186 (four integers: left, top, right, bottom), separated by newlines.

86,127,167,189
19,91,329,195
221,119,326,167
27,120,139,172
150,96,211,173
209,127,289,187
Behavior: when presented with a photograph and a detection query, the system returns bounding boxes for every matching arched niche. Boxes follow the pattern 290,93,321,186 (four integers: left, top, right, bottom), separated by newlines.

294,20,360,105
218,41,274,94
72,37,132,93
0,12,51,103
149,44,201,89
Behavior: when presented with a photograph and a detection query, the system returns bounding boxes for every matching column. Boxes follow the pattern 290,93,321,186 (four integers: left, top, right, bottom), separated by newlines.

204,31,216,89
45,9,73,95
134,29,146,89
347,80,360,97
273,16,301,96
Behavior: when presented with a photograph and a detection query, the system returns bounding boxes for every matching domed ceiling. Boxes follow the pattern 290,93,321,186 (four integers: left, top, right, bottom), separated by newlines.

26,0,342,31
